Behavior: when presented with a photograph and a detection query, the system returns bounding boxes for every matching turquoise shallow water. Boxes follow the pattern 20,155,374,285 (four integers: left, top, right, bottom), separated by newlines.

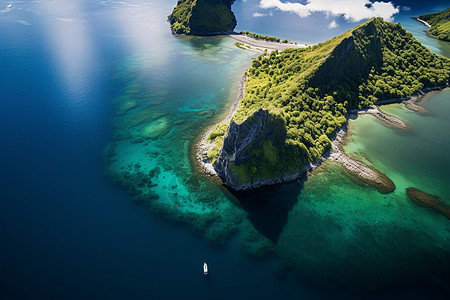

104,1,450,296
106,34,262,245
2,0,448,298
106,3,450,296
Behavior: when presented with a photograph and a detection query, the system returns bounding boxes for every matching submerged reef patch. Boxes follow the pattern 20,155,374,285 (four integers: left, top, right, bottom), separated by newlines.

275,162,450,291
406,187,450,219
106,55,251,246
107,45,450,293
142,117,173,139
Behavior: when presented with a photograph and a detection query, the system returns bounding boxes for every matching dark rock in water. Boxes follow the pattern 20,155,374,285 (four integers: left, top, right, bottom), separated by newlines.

120,171,153,194
199,109,216,118
130,138,144,144
147,151,159,158
406,187,450,219
174,119,186,125
213,108,286,190
149,167,161,178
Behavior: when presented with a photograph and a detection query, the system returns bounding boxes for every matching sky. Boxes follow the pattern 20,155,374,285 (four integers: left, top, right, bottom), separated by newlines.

233,0,449,43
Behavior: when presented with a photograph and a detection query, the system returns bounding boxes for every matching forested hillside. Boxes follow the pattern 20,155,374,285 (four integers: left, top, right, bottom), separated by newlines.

208,18,450,188
419,8,450,42
168,0,236,35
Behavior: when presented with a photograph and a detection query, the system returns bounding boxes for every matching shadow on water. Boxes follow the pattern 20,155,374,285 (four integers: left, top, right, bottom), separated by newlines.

227,176,307,243
176,35,229,54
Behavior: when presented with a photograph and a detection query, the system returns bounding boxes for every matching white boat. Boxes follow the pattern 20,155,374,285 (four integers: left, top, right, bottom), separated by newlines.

7,4,12,8
203,262,208,275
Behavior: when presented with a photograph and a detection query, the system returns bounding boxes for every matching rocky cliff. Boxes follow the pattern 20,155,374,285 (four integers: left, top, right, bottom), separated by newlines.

213,109,290,190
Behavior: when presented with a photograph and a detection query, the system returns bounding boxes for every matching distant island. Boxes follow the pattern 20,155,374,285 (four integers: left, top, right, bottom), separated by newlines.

168,0,236,35
196,17,450,192
417,8,450,42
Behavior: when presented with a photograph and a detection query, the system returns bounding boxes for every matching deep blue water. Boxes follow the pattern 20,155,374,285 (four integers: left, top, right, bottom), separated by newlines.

0,1,311,299
1,1,449,299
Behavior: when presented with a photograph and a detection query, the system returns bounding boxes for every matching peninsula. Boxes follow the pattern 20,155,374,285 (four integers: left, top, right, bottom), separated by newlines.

417,8,450,42
198,18,450,191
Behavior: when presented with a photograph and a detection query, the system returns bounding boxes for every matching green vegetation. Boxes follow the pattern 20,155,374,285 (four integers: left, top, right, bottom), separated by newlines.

234,42,247,50
209,18,450,183
419,8,450,42
168,0,236,35
241,31,281,43
207,123,228,162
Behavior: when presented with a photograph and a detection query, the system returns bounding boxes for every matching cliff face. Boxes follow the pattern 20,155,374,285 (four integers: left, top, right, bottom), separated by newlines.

213,109,288,190
168,0,236,35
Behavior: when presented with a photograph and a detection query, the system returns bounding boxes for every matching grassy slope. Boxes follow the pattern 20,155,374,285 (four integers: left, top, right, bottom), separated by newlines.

208,18,450,184
419,8,450,42
168,0,236,34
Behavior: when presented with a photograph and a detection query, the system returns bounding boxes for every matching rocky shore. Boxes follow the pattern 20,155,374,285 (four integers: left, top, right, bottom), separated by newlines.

329,125,395,194
375,85,449,115
196,75,248,176
355,106,410,130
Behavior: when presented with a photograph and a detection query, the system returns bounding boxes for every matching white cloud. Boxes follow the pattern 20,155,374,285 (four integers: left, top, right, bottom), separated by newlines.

57,17,76,23
259,0,399,22
16,20,31,26
253,12,267,17
253,11,274,17
328,20,338,29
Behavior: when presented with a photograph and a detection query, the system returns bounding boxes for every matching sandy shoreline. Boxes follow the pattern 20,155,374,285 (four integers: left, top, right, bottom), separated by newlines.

414,17,432,28
229,34,308,51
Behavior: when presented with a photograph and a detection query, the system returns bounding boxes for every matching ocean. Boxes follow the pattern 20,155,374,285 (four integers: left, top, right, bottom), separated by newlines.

0,1,449,299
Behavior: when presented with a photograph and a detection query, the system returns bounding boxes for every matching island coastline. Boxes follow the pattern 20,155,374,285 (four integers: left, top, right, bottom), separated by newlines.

195,57,448,192
413,8,450,42
196,74,248,177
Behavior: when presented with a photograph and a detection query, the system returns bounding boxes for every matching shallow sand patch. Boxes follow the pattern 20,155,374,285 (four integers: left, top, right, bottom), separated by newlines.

142,117,172,139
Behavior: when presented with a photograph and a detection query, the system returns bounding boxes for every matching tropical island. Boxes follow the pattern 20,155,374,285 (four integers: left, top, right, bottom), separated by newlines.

168,0,236,34
168,1,450,194
196,17,450,192
417,8,450,42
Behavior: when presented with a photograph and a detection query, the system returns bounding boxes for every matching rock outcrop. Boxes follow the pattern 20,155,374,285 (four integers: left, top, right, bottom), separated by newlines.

406,187,450,219
213,109,287,190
